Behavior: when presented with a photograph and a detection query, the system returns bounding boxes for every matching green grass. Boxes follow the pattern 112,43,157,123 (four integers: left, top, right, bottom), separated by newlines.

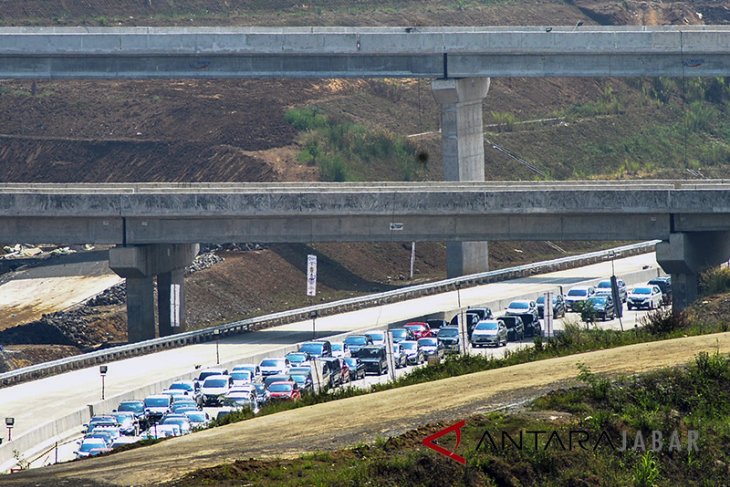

175,351,730,486
285,106,420,181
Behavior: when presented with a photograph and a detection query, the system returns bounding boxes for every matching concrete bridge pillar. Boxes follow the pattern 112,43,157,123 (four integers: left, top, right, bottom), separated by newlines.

109,244,199,343
432,77,490,277
656,232,730,312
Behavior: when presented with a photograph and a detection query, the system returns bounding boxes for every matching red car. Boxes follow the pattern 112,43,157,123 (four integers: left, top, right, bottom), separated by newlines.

403,322,433,339
267,381,301,401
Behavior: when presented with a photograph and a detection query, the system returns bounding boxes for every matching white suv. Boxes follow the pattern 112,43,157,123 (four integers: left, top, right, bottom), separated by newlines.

564,285,596,312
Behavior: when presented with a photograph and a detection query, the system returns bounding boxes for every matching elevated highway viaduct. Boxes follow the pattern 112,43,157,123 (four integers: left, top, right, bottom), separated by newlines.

2,181,730,340
2,26,730,279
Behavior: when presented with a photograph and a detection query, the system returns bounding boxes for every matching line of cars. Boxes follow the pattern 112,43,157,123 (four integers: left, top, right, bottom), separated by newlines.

73,277,672,459
560,276,672,321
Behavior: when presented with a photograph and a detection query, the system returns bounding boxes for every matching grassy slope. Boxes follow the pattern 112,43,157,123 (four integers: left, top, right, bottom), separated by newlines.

171,351,730,486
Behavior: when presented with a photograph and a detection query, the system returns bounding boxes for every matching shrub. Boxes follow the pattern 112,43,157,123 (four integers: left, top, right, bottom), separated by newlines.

641,308,689,335
700,267,730,295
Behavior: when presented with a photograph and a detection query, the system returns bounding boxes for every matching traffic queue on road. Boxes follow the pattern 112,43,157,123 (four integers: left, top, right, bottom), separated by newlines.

72,274,671,459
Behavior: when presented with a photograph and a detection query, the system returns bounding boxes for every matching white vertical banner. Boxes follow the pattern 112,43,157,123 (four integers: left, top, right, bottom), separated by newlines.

170,283,181,327
306,254,317,297
544,291,553,337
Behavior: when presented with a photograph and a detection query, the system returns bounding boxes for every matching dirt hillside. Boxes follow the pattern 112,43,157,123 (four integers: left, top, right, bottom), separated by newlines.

1,0,727,366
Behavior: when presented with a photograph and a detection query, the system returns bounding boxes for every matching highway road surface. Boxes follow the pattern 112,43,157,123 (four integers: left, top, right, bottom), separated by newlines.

0,251,660,469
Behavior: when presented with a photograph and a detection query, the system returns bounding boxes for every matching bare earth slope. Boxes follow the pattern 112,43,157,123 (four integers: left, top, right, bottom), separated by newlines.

4,332,730,487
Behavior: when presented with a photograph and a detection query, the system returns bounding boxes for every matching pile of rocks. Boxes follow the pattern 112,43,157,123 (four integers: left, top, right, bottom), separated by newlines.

200,243,264,253
185,251,224,275
86,282,126,307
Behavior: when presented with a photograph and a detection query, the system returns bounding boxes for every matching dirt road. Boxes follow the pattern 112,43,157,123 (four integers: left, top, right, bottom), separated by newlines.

5,332,730,486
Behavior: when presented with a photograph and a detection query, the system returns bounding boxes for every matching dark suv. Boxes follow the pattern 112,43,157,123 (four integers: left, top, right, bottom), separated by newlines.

647,277,672,305
536,294,566,319
353,346,388,375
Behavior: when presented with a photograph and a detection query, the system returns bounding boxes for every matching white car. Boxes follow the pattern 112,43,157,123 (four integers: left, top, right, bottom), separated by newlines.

564,286,596,312
330,342,351,358
199,375,233,406
258,358,290,377
231,363,261,377
229,369,254,387
505,300,537,316
627,285,663,310
74,437,109,458
364,330,386,346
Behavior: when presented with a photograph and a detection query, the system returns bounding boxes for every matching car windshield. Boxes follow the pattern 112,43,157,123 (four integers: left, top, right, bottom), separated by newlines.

197,371,223,381
438,328,459,337
345,336,367,345
269,383,293,393
367,333,384,341
144,397,169,407
597,281,612,288
589,297,608,305
230,372,251,382
291,375,307,384
186,412,206,422
169,382,191,391
357,348,382,359
401,342,417,350
112,414,132,423
331,344,343,352
203,378,228,388
299,343,324,354
254,384,266,393
343,358,357,367
404,324,425,332
509,301,529,309
568,289,587,297
289,368,310,375
633,287,652,295
260,359,283,367
475,322,498,331
118,402,143,413
79,441,106,452
232,365,255,373
418,338,437,346
286,353,307,361
391,329,407,338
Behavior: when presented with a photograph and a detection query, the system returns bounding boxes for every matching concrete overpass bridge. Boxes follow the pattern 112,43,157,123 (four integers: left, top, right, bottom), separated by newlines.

3,27,730,340
3,26,730,280
2,181,730,340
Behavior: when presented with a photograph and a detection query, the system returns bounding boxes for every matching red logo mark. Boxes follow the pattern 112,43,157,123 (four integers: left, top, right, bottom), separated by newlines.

421,420,467,465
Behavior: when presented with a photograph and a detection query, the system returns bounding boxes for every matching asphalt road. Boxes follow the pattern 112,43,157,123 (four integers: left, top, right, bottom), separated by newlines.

0,252,659,470
25,273,660,468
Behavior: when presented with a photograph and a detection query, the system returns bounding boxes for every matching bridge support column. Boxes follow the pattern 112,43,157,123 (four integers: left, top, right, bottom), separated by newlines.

433,77,490,277
110,244,198,342
656,232,730,313
125,276,156,343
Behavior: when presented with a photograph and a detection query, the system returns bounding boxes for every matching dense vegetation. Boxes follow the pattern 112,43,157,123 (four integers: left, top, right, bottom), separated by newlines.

285,106,421,181
173,351,730,486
